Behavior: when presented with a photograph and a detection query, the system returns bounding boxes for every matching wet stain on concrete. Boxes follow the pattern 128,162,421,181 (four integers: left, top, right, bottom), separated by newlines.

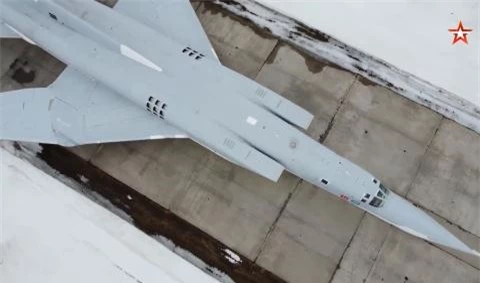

303,55,329,74
9,58,36,84
358,75,378,87
265,42,346,74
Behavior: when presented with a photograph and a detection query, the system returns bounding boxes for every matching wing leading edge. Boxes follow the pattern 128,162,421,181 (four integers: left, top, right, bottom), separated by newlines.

113,0,219,62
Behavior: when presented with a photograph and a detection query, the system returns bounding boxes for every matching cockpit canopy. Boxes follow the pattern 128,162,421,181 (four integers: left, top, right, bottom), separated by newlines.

369,183,390,208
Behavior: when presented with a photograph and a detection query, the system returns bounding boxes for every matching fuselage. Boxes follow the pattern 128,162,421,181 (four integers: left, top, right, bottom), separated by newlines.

2,0,476,256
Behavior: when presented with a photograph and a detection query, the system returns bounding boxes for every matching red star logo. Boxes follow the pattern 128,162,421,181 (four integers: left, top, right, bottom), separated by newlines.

448,21,473,45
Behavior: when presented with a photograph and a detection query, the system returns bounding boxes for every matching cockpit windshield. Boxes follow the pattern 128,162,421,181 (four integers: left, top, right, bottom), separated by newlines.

369,183,390,208
380,183,389,195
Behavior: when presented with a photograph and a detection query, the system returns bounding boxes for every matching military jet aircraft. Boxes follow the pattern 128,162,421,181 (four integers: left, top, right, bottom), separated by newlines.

0,0,477,256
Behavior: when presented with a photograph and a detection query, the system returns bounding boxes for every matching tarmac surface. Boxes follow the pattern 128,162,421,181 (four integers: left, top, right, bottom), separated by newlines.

0,1,479,283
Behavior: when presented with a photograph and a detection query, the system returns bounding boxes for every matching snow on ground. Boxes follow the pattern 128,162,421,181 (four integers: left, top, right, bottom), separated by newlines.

0,147,219,283
217,0,480,133
223,249,242,265
258,0,479,107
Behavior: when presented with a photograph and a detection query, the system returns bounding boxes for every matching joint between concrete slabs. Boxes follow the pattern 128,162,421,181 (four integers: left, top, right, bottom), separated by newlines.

423,240,480,272
319,75,358,143
253,178,303,262
327,211,368,283
86,144,104,162
254,40,281,80
361,227,393,283
404,116,444,197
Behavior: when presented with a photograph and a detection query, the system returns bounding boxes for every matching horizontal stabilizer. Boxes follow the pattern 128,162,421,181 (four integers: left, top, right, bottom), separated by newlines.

0,88,60,144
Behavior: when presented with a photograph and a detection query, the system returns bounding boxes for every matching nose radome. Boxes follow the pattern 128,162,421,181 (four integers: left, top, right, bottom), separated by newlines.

376,192,479,256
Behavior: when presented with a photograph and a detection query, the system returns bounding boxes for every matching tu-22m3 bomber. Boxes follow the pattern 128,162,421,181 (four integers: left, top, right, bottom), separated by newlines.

0,0,478,257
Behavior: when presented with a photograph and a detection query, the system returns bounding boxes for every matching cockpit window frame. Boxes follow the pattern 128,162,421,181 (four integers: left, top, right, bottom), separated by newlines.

369,197,383,207
369,183,390,208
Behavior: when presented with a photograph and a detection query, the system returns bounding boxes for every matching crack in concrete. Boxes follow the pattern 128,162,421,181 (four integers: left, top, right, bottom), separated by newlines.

254,40,280,80
253,178,303,262
327,211,367,283
87,144,104,162
319,75,358,143
361,228,392,283
404,116,444,197
423,240,480,272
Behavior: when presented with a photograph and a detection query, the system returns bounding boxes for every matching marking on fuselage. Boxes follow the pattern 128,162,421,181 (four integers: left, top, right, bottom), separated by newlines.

120,44,162,72
246,116,257,126
340,194,349,201
149,135,165,139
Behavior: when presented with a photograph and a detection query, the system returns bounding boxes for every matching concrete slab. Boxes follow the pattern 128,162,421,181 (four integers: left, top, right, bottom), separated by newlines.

196,2,278,79
0,38,30,52
407,119,480,237
67,144,101,161
0,44,63,88
364,228,479,283
324,80,443,195
256,182,364,283
255,43,357,139
90,139,208,209
91,139,299,259
0,41,27,78
18,63,58,88
190,1,201,10
0,39,29,78
331,213,480,283
21,45,65,76
170,153,299,259
330,214,389,283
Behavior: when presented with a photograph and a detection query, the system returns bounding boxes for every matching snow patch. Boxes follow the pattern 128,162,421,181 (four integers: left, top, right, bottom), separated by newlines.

1,147,219,283
79,174,89,183
0,142,231,281
223,249,242,264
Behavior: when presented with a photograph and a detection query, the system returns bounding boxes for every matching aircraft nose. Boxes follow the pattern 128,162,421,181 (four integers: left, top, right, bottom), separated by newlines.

378,192,478,256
